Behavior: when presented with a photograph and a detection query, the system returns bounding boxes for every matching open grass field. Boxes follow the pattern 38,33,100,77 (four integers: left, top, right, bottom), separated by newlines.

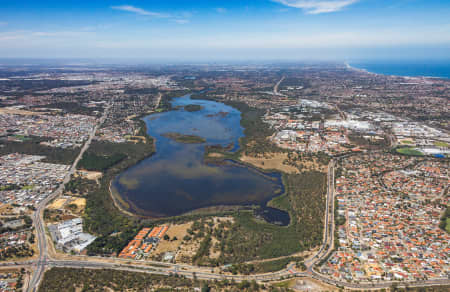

240,152,299,174
396,147,424,156
11,135,32,142
434,141,449,147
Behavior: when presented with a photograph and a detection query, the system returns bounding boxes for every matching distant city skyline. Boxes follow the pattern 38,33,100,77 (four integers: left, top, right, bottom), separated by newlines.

1,0,450,60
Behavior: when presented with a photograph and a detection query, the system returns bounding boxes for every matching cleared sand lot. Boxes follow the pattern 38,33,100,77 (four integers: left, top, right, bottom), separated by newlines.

76,170,102,181
47,198,68,209
47,197,86,214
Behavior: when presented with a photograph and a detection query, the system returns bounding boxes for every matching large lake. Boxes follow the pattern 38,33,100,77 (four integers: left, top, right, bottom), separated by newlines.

112,94,288,224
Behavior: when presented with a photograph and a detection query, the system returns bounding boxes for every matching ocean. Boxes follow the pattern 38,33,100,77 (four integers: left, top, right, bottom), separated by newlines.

349,60,450,79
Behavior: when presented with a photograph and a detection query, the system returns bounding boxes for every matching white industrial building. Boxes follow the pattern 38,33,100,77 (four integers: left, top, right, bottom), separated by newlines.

49,218,96,253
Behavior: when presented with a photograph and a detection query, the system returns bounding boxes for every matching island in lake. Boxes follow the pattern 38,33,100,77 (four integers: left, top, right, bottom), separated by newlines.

184,104,203,112
162,132,206,144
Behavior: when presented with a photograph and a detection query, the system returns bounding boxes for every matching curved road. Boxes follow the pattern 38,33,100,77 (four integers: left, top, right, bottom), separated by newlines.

273,76,285,96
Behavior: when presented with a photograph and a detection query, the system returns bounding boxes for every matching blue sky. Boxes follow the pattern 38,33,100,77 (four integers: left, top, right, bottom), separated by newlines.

0,0,449,60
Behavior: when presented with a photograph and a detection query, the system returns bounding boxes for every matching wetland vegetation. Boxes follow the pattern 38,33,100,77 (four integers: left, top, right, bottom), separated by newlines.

162,132,206,144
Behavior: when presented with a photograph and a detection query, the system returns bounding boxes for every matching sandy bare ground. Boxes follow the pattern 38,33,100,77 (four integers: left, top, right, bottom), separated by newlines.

76,170,102,181
292,277,338,291
127,135,147,143
68,197,86,214
153,222,192,256
207,153,224,158
209,237,221,259
273,277,338,291
240,153,299,174
70,197,86,207
47,196,86,213
47,198,69,209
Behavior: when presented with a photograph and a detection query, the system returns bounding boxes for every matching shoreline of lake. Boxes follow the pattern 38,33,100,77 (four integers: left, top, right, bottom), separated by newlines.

111,94,290,225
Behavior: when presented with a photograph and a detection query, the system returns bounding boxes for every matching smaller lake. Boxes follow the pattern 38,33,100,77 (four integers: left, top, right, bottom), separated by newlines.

113,94,289,225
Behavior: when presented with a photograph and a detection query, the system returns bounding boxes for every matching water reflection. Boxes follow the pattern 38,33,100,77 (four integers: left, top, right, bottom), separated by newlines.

113,95,289,225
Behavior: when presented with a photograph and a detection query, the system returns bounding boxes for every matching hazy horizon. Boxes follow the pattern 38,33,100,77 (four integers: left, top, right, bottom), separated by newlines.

1,1,450,60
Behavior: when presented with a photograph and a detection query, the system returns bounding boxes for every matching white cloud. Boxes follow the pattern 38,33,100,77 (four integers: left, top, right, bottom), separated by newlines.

216,8,227,13
31,31,93,37
0,30,95,44
81,24,112,31
273,0,359,14
174,19,190,24
1,23,449,57
0,31,26,42
111,5,168,17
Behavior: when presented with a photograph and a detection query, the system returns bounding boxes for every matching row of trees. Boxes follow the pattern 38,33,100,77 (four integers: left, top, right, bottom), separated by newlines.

228,256,304,275
39,267,292,291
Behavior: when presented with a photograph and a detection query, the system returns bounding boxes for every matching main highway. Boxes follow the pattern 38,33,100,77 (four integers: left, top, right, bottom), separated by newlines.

15,120,448,290
27,104,111,291
304,159,335,269
273,76,286,96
